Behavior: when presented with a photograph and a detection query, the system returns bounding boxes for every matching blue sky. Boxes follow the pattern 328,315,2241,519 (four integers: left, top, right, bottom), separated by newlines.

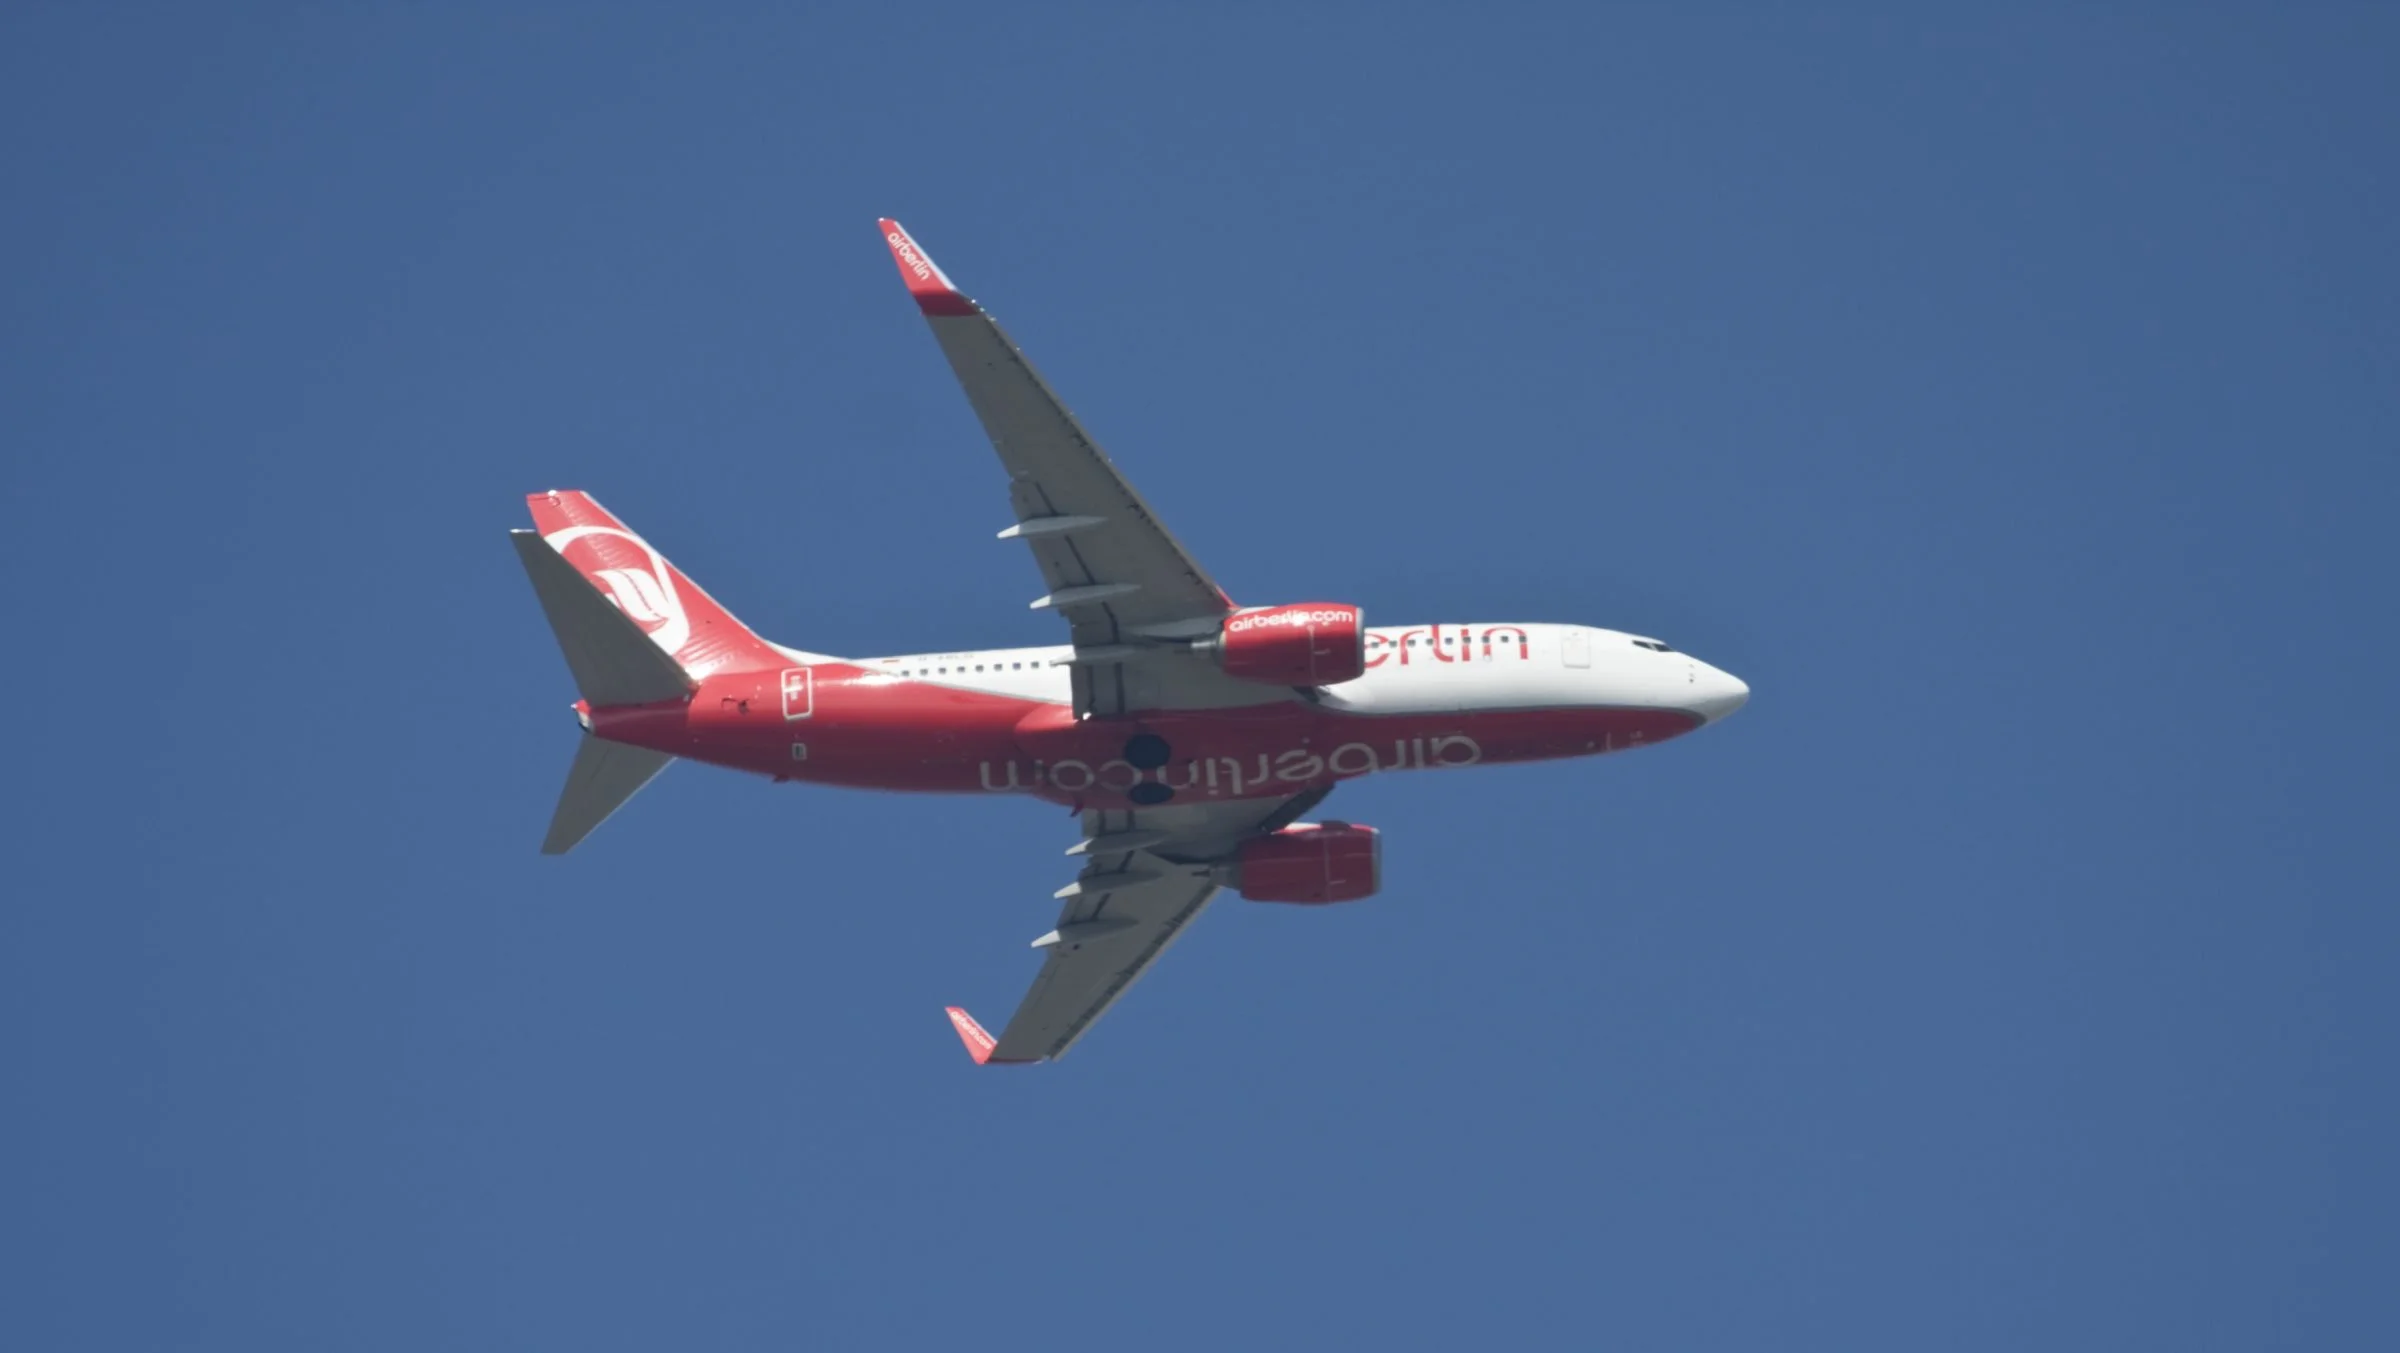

4,6,2394,1349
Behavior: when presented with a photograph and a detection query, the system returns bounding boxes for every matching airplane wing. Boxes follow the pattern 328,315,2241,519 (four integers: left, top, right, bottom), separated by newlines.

946,788,1331,1064
880,219,1257,718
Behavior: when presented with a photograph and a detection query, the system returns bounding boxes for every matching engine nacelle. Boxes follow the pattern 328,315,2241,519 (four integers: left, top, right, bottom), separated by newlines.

1233,823,1381,905
1217,603,1366,687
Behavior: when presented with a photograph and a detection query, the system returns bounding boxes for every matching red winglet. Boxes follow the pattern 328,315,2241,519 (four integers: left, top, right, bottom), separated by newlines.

879,219,978,317
944,1006,999,1064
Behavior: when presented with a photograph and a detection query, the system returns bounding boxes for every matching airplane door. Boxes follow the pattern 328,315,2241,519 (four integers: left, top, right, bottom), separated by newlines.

1562,628,1591,669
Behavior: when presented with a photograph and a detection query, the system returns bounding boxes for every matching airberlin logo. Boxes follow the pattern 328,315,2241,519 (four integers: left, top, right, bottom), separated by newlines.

887,231,936,284
978,735,1480,796
1366,624,1531,666
1228,608,1358,633
543,524,692,658
593,567,673,625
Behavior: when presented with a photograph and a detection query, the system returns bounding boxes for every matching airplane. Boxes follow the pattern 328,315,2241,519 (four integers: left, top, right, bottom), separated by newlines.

509,219,1750,1065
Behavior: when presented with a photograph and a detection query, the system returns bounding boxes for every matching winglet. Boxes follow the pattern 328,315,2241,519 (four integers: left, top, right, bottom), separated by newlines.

944,1006,1000,1064
879,219,979,317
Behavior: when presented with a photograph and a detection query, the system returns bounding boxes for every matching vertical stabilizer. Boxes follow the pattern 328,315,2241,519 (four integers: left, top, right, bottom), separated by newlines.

510,531,694,707
524,490,797,681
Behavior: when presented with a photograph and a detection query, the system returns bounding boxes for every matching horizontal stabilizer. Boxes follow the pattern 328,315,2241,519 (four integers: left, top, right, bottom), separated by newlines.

543,736,673,855
510,530,694,707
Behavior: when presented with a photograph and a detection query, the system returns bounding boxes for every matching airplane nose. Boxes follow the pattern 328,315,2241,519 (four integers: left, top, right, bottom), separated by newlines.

1691,663,1750,723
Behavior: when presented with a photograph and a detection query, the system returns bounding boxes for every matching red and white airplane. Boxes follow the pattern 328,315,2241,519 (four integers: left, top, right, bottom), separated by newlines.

512,220,1748,1064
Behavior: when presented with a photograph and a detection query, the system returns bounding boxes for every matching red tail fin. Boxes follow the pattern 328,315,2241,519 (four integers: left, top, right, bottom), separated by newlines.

524,491,790,681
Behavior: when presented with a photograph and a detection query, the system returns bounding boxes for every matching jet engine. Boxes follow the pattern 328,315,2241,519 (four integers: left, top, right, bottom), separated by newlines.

1215,603,1366,687
1230,822,1381,904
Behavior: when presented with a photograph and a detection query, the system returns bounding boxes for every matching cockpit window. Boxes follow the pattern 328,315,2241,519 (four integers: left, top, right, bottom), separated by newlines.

1631,639,1676,653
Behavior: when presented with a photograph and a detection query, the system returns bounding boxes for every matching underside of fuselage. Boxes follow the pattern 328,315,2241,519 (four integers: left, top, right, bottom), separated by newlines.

585,622,1743,812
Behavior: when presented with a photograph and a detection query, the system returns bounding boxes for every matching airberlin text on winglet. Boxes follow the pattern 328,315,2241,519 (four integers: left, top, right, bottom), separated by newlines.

945,1007,1032,1065
879,218,977,317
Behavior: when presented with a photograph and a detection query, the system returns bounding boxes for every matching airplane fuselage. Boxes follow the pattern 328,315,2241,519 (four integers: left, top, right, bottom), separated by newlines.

586,621,1748,812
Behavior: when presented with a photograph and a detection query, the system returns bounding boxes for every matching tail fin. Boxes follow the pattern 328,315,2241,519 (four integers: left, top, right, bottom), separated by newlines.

513,490,801,856
511,531,693,707
543,737,674,854
521,490,794,683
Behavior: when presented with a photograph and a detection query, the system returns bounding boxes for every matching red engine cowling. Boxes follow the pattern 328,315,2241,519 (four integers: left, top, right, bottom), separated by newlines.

1235,823,1381,904
1218,603,1366,686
